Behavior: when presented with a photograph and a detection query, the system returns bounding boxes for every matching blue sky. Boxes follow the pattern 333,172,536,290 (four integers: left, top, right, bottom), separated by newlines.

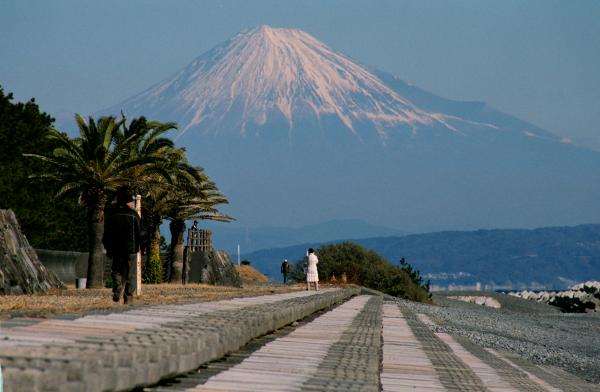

2,0,599,149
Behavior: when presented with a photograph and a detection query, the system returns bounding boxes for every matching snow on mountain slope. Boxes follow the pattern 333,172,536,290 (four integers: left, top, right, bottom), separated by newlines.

111,25,462,142
98,25,600,234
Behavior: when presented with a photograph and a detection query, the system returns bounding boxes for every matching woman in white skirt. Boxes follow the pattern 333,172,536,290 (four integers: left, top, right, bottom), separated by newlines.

306,248,319,291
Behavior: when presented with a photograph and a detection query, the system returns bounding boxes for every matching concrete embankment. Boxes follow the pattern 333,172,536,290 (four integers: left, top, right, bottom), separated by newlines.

0,288,358,392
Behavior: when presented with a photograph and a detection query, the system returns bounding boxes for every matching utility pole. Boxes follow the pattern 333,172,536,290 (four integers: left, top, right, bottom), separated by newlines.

135,194,142,296
237,244,240,265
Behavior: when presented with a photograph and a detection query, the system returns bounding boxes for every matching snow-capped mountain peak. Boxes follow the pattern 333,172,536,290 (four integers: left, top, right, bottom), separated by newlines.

114,25,455,141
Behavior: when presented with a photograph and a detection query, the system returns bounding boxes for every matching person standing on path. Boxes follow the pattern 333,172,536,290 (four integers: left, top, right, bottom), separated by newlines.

281,259,290,283
102,186,143,305
306,248,319,291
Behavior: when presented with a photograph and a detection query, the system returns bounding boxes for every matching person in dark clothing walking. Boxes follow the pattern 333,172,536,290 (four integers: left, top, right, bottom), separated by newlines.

102,187,143,304
281,259,290,283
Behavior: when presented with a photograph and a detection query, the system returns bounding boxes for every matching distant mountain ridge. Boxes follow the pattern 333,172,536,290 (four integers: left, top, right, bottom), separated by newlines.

96,25,600,231
243,224,600,290
207,219,406,255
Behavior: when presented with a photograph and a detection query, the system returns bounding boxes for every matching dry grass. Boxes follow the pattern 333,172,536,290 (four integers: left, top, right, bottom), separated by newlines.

236,265,270,285
0,283,305,320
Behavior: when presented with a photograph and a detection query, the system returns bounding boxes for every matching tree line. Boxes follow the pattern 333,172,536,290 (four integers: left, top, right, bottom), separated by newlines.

0,87,231,288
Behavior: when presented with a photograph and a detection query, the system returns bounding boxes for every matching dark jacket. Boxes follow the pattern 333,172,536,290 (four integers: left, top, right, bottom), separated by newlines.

103,205,143,257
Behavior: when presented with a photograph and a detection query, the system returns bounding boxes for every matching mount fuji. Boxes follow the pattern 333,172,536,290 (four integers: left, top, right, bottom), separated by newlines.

102,26,600,233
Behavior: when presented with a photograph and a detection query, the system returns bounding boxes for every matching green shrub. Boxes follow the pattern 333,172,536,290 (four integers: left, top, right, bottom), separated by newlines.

292,242,431,303
143,253,163,284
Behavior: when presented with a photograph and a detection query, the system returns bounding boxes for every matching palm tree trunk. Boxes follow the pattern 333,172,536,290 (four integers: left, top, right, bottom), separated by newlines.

86,195,107,288
169,218,185,283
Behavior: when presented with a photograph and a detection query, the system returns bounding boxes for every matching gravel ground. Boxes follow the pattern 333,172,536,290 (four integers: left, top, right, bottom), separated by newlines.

395,291,600,384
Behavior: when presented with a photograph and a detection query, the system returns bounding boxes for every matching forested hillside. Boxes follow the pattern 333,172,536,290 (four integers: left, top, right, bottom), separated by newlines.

243,224,600,289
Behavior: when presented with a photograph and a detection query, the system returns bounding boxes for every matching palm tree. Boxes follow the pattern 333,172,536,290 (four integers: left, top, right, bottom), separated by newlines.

25,115,167,288
165,170,233,283
114,116,180,283
140,178,192,283
117,118,207,282
116,117,177,280
116,116,181,194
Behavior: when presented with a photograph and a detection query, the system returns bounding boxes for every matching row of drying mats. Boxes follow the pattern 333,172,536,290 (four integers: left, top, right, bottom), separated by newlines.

147,294,597,392
1,289,598,391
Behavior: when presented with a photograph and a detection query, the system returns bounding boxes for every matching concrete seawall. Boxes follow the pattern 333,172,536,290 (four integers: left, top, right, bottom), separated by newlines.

35,249,89,283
